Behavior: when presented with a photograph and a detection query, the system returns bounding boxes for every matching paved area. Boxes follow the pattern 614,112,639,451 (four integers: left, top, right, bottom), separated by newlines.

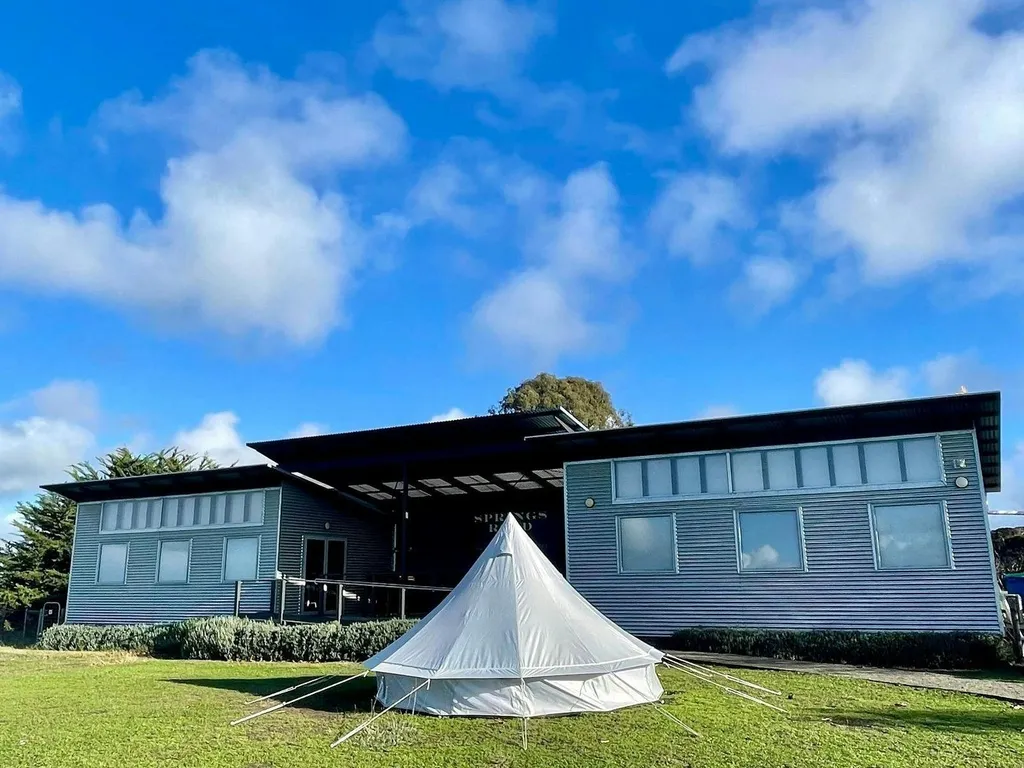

672,651,1024,703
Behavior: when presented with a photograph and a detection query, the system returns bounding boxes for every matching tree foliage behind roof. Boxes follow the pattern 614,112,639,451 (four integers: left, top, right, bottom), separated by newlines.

992,527,1024,582
0,447,219,616
490,373,632,430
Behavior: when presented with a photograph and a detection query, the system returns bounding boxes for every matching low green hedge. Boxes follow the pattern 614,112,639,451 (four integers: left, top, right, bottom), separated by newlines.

668,627,1014,669
38,617,417,662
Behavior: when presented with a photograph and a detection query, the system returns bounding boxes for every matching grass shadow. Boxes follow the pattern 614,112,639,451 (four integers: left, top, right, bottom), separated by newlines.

944,668,1024,684
806,707,1024,735
166,675,379,714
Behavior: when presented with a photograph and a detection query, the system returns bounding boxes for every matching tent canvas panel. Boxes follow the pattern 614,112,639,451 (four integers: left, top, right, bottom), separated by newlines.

376,666,664,718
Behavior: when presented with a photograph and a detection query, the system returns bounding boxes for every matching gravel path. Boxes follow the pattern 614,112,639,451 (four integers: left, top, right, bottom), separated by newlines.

673,651,1024,703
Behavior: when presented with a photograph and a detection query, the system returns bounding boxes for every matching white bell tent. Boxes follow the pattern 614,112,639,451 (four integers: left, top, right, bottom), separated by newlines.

362,513,664,717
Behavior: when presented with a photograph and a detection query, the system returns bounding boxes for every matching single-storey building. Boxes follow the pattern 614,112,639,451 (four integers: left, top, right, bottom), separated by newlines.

45,392,1005,637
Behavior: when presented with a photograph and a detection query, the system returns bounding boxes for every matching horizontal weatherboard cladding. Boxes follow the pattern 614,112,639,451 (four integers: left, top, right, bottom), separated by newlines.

277,481,394,616
65,489,281,624
565,431,1001,637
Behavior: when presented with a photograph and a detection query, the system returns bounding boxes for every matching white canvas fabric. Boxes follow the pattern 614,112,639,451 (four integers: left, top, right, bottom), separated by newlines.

364,514,663,716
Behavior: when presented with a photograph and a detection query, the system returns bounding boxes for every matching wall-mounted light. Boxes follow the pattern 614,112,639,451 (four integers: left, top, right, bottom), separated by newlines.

324,521,331,530
954,476,969,489
584,498,596,508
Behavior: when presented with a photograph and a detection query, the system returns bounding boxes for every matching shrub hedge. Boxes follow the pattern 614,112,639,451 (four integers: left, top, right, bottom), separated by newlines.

38,616,416,662
668,627,1014,670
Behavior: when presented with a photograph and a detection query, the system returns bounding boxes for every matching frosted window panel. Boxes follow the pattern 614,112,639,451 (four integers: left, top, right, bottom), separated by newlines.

676,457,701,494
148,500,162,529
116,502,131,530
615,462,643,499
704,454,729,493
224,537,259,581
873,504,950,569
181,497,197,527
903,438,941,483
245,492,264,524
799,447,831,488
227,493,246,524
766,450,798,490
101,503,118,531
158,541,190,583
162,498,179,528
832,444,862,486
197,496,212,526
97,543,128,584
646,459,673,497
618,515,675,572
864,441,901,484
212,495,226,525
132,501,149,529
731,452,764,493
738,511,803,571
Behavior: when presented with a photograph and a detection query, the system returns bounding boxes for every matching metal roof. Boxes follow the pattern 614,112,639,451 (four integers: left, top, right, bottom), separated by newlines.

42,464,288,503
538,391,1002,492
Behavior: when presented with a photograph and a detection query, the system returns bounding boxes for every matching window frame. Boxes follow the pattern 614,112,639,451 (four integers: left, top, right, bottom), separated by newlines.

733,508,808,574
156,539,193,585
222,535,262,583
609,434,945,504
98,488,272,535
96,542,129,585
615,513,678,575
868,502,954,571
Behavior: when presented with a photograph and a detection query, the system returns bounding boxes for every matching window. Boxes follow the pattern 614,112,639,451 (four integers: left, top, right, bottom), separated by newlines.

903,438,941,482
610,436,946,502
97,543,128,584
731,452,764,492
224,537,260,581
799,447,830,488
618,515,675,573
872,504,951,569
615,461,643,499
99,490,270,534
157,540,191,583
737,510,804,572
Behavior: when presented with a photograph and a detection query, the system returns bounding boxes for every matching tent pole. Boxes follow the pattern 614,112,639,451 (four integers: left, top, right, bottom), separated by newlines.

245,675,331,705
653,704,700,738
231,671,368,726
662,653,782,696
330,679,430,748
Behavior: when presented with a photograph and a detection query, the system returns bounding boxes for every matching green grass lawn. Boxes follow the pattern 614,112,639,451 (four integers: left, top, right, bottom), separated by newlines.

0,649,1022,768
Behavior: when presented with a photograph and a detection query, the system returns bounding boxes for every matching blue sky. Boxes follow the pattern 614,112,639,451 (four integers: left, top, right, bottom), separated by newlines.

2,0,1023,537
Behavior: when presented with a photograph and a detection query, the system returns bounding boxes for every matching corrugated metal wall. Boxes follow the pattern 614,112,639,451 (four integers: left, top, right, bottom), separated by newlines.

565,431,1002,637
65,489,281,625
277,482,394,616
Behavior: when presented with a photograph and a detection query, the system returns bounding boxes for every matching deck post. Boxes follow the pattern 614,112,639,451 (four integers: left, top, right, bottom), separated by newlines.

234,581,242,617
399,587,406,620
336,584,344,624
1010,594,1024,664
399,463,409,580
278,579,287,624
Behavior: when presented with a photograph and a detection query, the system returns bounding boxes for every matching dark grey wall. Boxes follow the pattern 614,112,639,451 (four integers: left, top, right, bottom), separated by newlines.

564,431,1002,637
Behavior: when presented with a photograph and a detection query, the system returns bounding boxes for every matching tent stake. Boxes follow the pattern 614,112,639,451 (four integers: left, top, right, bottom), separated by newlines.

231,671,368,726
330,679,430,748
521,717,528,751
245,675,331,705
662,653,782,696
653,704,700,738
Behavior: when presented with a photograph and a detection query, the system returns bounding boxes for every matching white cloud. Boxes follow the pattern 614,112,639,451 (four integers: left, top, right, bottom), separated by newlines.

373,0,554,93
922,352,999,394
287,422,329,438
430,407,470,421
470,163,629,364
729,255,800,317
408,162,481,233
815,359,910,406
741,544,780,570
669,0,1024,292
28,380,100,426
648,173,751,262
696,404,739,419
0,71,21,152
0,50,407,346
171,411,266,467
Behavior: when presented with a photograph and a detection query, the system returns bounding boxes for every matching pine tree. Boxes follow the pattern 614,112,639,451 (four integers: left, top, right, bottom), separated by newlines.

0,447,219,614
